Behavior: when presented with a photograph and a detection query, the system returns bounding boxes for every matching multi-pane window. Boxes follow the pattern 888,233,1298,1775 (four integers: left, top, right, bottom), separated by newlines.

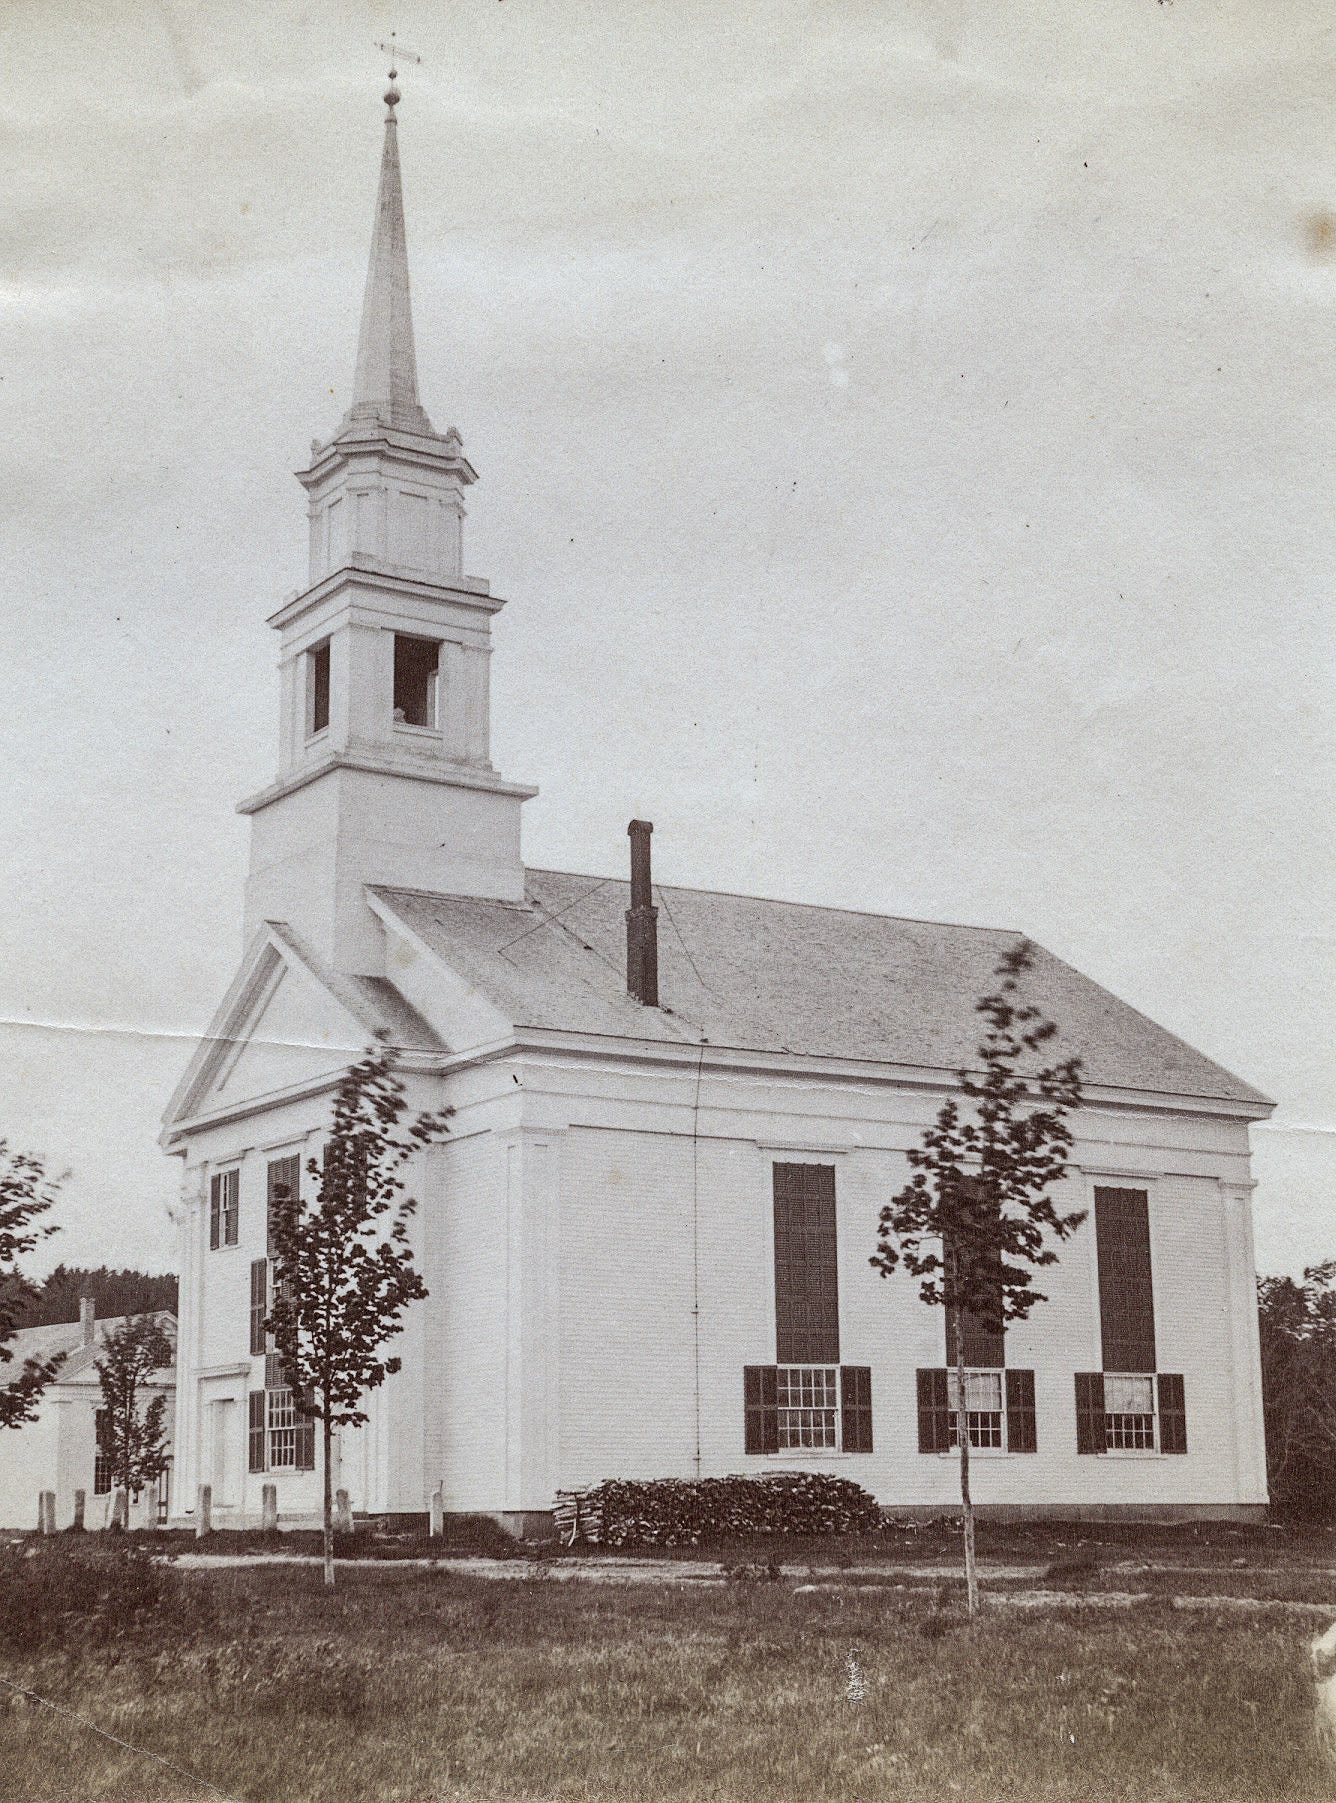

947,1369,1005,1450
267,1387,299,1469
93,1407,112,1494
209,1169,239,1250
1103,1373,1156,1450
392,634,440,728
776,1366,839,1449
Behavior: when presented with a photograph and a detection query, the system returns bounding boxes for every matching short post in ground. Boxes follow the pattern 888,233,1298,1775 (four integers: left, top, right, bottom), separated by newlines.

196,1483,212,1537
430,1484,443,1538
334,1488,353,1534
262,1483,278,1532
71,1488,85,1531
38,1490,55,1535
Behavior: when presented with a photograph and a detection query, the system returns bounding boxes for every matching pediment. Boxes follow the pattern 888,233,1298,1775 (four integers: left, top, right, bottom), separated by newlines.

162,926,424,1141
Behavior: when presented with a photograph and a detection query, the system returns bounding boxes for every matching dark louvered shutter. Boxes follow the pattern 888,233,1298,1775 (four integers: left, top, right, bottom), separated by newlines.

943,1179,1005,1368
267,1155,300,1258
1095,1188,1156,1373
249,1259,268,1357
840,1366,873,1453
773,1163,839,1363
295,1413,316,1472
1157,1373,1187,1453
209,1175,222,1250
247,1391,266,1473
916,1367,951,1453
744,1365,778,1453
1005,1368,1037,1453
1075,1372,1106,1454
224,1169,240,1246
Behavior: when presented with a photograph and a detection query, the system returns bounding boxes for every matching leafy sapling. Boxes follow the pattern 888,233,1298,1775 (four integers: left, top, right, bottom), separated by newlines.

871,941,1085,1617
267,1042,452,1587
94,1314,173,1525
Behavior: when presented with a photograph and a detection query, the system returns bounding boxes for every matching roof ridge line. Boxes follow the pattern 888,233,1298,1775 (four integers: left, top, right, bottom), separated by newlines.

524,867,1025,937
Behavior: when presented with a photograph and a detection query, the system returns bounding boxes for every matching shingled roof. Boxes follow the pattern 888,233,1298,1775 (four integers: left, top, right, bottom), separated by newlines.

372,871,1269,1109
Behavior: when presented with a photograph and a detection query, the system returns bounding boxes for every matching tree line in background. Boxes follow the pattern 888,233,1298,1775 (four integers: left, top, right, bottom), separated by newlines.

20,1265,178,1328
1257,1261,1336,1522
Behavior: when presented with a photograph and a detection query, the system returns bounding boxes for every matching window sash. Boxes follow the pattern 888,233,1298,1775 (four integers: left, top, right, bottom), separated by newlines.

267,1387,299,1469
775,1364,839,1449
210,1169,239,1249
946,1368,1005,1450
1104,1371,1157,1451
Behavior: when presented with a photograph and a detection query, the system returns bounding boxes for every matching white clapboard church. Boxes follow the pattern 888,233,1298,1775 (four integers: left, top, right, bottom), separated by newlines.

162,83,1273,1531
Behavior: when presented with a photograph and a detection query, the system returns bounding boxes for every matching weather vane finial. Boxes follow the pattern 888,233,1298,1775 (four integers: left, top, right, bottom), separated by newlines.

374,31,422,114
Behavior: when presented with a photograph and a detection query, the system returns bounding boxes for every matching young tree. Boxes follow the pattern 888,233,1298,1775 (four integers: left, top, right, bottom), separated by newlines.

0,1142,64,1429
871,942,1085,1618
94,1314,173,1523
267,1043,451,1587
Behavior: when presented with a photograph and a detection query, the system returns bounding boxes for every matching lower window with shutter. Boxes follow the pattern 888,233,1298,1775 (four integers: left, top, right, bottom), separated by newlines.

744,1363,873,1453
918,1367,1036,1453
1076,1370,1186,1453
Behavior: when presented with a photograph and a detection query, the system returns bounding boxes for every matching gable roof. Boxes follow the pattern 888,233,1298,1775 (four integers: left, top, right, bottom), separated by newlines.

5,1312,176,1385
371,870,1270,1110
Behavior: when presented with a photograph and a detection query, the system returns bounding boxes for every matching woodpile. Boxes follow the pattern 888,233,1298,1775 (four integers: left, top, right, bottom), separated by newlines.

553,1471,883,1547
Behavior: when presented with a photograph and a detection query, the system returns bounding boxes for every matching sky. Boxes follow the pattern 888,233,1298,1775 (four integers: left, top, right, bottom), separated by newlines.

0,0,1331,1280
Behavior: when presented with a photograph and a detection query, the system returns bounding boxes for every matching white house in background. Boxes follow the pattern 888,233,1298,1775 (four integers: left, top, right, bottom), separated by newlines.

161,83,1273,1534
0,1303,176,1530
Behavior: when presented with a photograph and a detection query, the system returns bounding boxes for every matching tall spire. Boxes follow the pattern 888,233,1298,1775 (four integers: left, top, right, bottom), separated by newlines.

339,77,435,439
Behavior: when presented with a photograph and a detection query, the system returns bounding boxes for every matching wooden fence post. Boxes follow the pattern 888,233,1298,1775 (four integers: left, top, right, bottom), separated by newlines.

334,1488,353,1534
196,1483,212,1538
72,1489,86,1532
429,1484,444,1538
38,1491,56,1536
262,1483,278,1532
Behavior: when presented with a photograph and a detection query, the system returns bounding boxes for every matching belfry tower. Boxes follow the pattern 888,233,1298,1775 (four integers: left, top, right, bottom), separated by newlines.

239,75,535,975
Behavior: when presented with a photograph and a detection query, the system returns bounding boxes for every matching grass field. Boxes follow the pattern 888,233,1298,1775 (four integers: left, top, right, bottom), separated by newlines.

0,1540,1332,1803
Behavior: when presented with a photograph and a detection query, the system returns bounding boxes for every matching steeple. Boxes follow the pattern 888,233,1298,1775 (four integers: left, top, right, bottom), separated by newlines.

238,80,536,975
340,79,435,441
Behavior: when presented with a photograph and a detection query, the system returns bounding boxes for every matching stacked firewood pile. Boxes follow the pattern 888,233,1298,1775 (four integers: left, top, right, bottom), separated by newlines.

552,1471,883,1547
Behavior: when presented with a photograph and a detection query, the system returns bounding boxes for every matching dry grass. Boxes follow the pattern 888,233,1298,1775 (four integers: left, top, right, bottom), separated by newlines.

0,1559,1331,1803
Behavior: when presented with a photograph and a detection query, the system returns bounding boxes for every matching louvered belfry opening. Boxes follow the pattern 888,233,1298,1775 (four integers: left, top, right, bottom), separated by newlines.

625,819,659,1006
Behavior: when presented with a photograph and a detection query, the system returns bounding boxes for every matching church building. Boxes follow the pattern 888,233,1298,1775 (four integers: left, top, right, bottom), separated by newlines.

162,83,1272,1531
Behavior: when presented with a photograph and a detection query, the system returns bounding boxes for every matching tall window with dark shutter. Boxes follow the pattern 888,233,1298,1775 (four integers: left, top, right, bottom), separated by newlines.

267,1155,300,1258
742,1165,872,1454
209,1169,239,1249
1081,1188,1186,1455
773,1163,839,1364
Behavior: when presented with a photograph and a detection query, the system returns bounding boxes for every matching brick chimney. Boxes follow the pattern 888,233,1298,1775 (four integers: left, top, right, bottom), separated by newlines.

625,820,659,1007
80,1296,95,1346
